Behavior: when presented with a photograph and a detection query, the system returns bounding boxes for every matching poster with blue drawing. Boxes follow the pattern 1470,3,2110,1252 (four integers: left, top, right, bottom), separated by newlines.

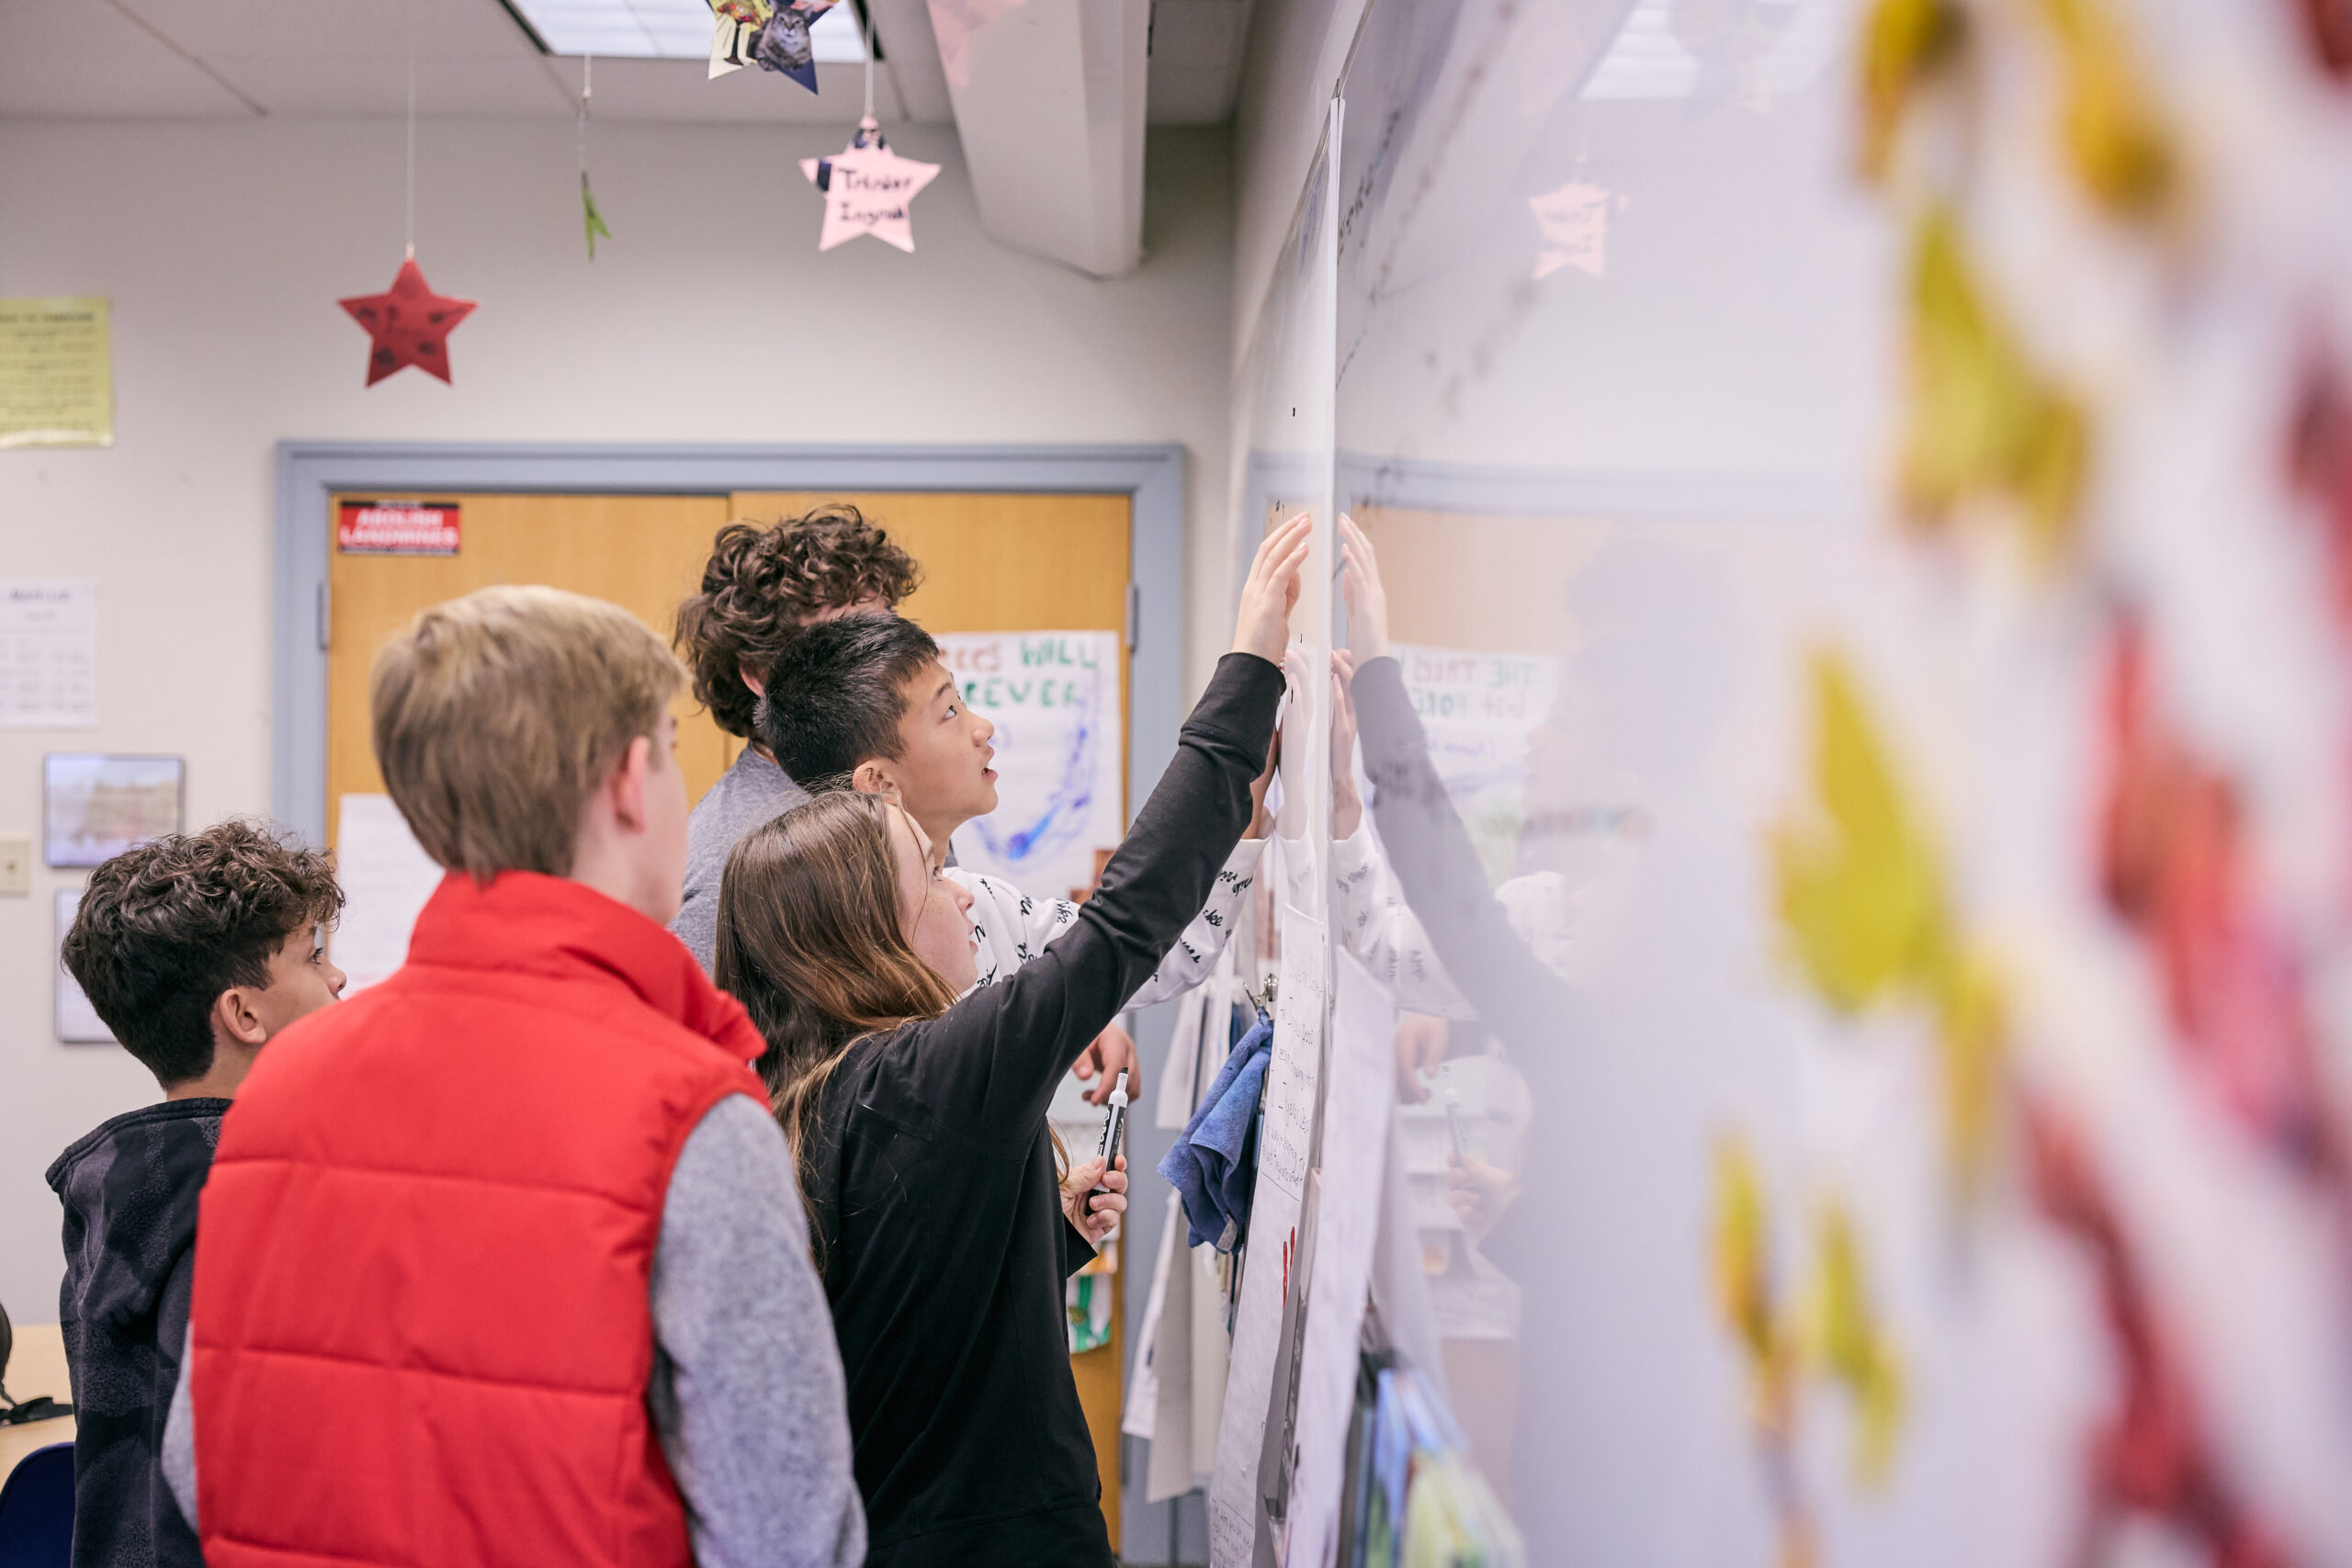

939,630,1125,903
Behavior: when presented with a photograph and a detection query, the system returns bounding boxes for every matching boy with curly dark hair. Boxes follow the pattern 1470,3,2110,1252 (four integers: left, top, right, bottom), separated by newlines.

46,818,345,1568
670,503,921,970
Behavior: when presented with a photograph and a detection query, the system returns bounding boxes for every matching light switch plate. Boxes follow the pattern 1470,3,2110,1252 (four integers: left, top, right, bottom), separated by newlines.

0,833,28,896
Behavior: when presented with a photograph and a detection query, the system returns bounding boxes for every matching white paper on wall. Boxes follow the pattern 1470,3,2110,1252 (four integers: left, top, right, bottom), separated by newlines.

1388,642,1560,886
332,794,446,994
939,630,1125,903
1209,904,1326,1565
1,578,97,728
54,887,114,1043
1277,950,1395,1568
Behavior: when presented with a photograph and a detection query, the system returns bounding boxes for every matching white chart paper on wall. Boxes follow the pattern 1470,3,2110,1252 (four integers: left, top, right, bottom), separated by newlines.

1209,902,1326,1566
1389,641,1559,886
1,578,96,728
1278,950,1394,1568
939,630,1125,902
54,887,115,1043
332,794,446,994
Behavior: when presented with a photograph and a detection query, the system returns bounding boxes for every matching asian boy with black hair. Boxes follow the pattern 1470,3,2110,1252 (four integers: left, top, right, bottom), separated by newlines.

754,611,1271,1013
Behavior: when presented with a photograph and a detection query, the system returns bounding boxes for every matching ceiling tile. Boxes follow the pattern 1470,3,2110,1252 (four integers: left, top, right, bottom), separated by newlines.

0,0,258,117
201,54,578,116
118,0,540,62
0,0,1242,125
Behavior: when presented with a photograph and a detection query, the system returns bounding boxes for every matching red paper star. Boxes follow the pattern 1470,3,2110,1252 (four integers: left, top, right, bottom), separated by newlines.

338,255,477,387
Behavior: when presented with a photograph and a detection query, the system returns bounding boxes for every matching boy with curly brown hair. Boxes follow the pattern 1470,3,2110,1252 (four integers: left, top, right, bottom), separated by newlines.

670,503,921,970
46,818,345,1568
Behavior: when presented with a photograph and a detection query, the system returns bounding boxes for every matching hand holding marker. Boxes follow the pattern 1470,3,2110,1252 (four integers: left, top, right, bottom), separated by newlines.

1093,1072,1129,1194
1067,1072,1129,1244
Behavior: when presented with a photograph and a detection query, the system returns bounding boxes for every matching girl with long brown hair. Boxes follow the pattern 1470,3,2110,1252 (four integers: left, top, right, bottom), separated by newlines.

713,514,1307,1568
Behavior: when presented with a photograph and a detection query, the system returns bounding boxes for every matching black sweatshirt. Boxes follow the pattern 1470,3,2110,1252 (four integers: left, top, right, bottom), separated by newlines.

804,651,1283,1568
44,1099,226,1568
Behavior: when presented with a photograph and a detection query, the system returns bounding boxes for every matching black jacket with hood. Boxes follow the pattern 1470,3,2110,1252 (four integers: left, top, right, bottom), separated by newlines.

43,1099,225,1568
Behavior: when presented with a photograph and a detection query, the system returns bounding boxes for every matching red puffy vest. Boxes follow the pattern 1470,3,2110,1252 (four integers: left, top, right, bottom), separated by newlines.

189,871,770,1568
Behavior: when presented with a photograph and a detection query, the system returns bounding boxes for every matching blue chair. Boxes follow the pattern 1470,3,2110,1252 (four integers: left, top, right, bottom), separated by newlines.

0,1441,73,1568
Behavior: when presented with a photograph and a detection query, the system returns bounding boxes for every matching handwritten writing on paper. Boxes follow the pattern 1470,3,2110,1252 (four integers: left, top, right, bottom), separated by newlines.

1529,180,1615,280
1393,641,1561,886
1208,1492,1255,1568
0,298,111,448
1209,906,1329,1566
1,579,97,728
1261,908,1328,1203
1279,951,1395,1568
937,630,1125,903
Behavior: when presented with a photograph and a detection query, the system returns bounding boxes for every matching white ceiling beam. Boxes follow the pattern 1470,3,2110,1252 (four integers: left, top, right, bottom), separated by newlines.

924,0,1148,277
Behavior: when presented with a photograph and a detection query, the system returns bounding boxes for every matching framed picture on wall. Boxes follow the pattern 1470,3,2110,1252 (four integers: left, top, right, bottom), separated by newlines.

44,752,183,867
56,886,115,1043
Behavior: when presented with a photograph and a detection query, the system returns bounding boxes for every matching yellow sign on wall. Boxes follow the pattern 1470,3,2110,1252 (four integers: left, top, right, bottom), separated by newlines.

0,298,113,449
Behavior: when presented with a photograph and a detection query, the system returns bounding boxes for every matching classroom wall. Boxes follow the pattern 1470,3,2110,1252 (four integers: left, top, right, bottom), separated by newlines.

0,116,1234,1327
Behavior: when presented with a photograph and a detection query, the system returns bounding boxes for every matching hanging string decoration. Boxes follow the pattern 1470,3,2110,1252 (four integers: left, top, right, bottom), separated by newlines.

708,0,840,93
340,42,475,386
799,12,935,253
580,54,612,260
800,117,940,253
340,259,478,386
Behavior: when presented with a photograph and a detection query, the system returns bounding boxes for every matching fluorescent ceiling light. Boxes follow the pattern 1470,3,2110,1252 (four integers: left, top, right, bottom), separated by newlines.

1580,0,1845,100
507,0,869,62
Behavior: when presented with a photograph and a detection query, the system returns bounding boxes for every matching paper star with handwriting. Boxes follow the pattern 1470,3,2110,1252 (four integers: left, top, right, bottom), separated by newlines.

338,255,476,387
799,127,940,253
1529,180,1620,280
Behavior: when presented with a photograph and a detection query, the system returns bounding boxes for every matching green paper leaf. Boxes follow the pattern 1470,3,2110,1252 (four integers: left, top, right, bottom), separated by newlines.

582,173,613,260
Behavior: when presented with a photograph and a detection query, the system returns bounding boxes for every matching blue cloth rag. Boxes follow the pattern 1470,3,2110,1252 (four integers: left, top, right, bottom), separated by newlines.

1159,1010,1273,1251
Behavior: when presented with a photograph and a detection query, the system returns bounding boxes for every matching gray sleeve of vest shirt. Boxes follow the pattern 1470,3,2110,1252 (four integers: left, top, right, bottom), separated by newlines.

163,1321,197,1529
650,1092,866,1568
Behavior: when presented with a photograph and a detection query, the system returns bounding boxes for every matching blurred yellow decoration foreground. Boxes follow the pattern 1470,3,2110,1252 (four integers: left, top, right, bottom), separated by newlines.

1856,0,1968,182
2039,0,2180,221
1711,1137,1903,1561
1709,1138,1819,1568
1770,651,2007,1189
1770,653,1945,1010
1802,1202,1907,1487
1901,210,2088,558
1713,1136,1796,1420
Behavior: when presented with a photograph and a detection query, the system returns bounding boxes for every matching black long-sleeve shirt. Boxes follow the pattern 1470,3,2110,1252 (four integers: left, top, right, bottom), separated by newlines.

803,651,1283,1568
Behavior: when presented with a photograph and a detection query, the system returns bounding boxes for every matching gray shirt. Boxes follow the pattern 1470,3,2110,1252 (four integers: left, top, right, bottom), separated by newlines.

673,747,808,973
164,1096,863,1568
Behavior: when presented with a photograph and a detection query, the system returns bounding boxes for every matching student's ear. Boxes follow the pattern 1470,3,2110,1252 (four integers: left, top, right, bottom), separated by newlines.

851,761,900,804
739,661,766,699
607,735,654,832
210,986,271,1049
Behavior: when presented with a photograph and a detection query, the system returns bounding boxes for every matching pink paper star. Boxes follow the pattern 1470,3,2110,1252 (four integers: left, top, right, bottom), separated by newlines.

799,125,941,254
338,255,477,386
1529,180,1614,280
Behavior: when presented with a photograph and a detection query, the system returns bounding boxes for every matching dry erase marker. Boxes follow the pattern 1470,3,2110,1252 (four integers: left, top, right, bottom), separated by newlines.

1091,1072,1129,1194
1443,1089,1465,1165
